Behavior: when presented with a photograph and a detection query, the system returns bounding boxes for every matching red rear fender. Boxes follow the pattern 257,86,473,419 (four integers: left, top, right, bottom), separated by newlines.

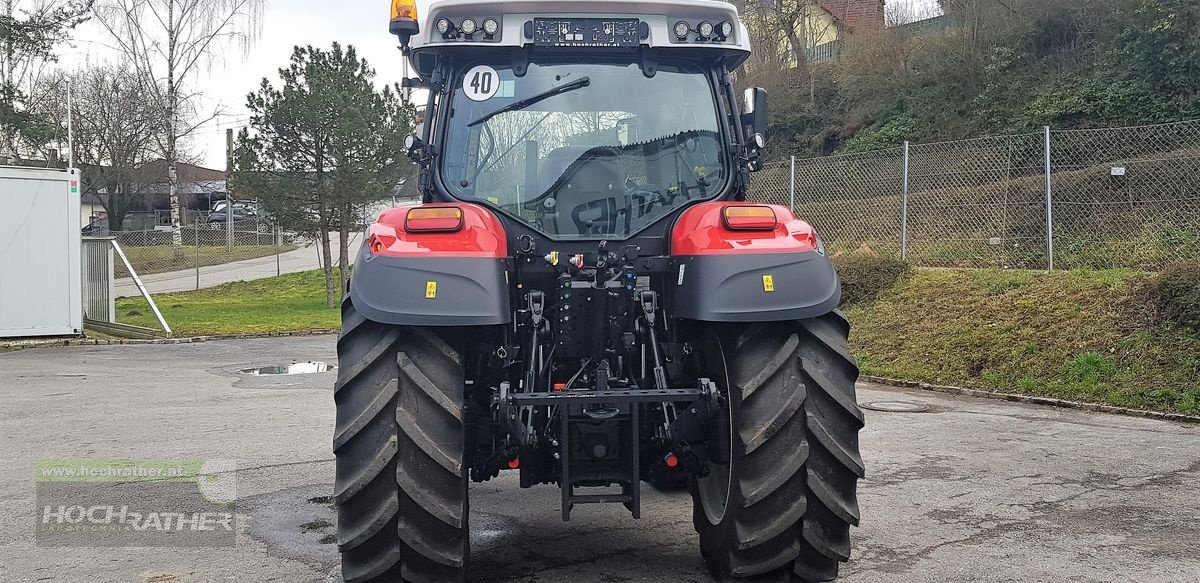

367,203,508,258
668,202,839,322
671,202,820,256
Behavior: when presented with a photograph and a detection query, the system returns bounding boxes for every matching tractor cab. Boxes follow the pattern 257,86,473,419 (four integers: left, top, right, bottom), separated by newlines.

393,0,765,241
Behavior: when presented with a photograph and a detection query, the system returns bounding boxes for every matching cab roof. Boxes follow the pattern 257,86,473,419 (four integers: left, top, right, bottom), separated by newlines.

407,0,751,77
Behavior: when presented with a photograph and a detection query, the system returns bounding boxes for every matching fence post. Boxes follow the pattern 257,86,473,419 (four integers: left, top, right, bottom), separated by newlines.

901,141,910,261
1044,126,1054,271
226,199,234,248
788,155,796,212
194,216,201,290
275,224,282,277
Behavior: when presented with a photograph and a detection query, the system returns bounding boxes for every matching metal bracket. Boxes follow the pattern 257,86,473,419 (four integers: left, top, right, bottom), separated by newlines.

639,289,658,327
595,359,610,392
558,397,640,522
666,379,719,448
528,290,545,326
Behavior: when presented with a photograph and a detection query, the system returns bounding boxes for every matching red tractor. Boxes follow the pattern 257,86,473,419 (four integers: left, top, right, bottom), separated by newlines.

334,1,864,581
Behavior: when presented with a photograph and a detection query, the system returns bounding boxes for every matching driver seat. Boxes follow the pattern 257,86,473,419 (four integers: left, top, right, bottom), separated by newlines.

542,147,626,236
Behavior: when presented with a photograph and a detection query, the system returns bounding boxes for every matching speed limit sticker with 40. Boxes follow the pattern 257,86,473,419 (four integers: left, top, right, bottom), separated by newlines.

464,65,499,102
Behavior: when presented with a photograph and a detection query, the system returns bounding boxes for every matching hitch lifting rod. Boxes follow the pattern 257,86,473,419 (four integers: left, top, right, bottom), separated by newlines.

640,290,675,439
524,291,546,393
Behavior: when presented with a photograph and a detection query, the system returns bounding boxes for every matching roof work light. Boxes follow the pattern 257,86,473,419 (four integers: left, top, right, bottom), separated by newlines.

390,0,420,45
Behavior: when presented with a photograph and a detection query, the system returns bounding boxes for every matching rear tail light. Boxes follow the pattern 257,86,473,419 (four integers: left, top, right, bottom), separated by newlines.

405,207,464,233
722,205,777,231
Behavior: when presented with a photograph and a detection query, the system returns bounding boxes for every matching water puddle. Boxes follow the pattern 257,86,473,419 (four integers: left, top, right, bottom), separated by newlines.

861,401,931,413
239,362,336,376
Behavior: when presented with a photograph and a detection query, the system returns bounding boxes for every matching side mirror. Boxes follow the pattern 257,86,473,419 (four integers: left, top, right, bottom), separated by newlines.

742,87,768,144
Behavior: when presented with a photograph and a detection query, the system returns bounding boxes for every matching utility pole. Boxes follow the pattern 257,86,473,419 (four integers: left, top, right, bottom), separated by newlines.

66,80,74,168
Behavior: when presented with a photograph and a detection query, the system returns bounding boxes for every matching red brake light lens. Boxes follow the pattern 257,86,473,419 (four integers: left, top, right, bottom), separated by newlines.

405,207,464,233
722,205,777,231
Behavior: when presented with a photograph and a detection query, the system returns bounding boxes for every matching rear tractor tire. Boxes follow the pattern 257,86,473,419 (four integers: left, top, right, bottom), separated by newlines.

692,313,865,582
333,298,470,583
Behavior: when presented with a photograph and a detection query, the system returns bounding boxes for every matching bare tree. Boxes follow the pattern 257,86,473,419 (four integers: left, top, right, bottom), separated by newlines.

735,0,792,78
798,1,847,104
38,65,159,229
93,0,262,252
735,1,849,104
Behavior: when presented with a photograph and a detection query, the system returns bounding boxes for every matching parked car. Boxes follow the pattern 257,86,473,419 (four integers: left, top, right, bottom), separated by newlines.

208,203,260,222
207,203,273,233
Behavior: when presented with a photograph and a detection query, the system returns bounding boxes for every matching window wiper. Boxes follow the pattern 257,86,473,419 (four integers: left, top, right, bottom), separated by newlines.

467,76,591,128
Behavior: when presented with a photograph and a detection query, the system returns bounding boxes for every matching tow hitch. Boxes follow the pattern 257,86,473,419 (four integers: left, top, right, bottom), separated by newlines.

506,380,719,520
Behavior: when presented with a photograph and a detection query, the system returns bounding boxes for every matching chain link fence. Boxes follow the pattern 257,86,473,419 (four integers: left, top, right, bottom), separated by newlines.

751,119,1200,270
107,218,295,283
94,197,412,292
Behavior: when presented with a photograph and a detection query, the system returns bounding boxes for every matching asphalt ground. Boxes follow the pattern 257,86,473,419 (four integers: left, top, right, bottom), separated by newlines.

2,336,1198,582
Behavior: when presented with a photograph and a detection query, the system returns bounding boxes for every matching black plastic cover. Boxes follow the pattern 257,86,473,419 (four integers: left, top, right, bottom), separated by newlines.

532,18,641,47
670,252,840,322
350,249,511,327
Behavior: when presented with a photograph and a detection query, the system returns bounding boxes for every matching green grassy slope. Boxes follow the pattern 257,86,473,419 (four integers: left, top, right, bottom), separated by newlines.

846,269,1200,414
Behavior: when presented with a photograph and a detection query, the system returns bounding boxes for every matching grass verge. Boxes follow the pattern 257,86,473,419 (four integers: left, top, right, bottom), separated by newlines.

846,269,1200,415
116,270,340,336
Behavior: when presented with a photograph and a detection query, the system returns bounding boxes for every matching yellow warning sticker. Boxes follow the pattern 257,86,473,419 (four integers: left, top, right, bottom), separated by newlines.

762,274,775,293
426,281,438,299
